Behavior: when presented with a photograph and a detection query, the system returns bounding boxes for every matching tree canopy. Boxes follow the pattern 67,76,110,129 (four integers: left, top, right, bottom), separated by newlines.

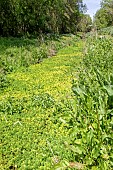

77,14,92,32
0,0,87,36
94,0,113,29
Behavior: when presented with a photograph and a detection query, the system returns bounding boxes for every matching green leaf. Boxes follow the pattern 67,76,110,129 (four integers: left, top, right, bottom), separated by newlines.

103,85,113,96
74,139,82,145
92,147,100,159
70,145,83,154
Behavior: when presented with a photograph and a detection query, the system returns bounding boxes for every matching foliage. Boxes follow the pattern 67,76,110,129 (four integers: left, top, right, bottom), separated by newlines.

72,37,113,169
0,37,83,169
0,35,79,89
94,8,112,30
98,26,113,36
0,0,86,36
94,0,113,29
77,14,92,32
1,34,113,169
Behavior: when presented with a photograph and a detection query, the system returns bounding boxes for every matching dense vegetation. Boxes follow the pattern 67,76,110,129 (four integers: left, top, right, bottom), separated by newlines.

0,32,113,169
0,36,83,169
72,37,113,169
0,0,113,169
0,0,90,36
0,35,79,91
94,0,113,29
98,26,113,36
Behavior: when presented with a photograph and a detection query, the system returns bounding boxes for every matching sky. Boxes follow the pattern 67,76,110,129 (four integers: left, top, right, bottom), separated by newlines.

83,0,101,19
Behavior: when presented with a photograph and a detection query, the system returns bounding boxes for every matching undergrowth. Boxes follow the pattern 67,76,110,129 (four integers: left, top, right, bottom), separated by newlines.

0,35,113,169
98,26,113,36
0,36,83,170
0,34,78,90
72,37,113,169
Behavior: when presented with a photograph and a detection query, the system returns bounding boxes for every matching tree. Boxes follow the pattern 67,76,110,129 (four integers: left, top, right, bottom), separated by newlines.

94,0,113,29
77,14,92,32
0,0,85,36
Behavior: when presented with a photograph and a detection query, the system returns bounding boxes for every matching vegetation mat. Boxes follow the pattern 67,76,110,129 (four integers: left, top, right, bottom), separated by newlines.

0,37,83,169
1,36,113,170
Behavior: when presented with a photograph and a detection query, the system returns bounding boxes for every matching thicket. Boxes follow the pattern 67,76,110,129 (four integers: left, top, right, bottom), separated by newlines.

0,0,86,36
